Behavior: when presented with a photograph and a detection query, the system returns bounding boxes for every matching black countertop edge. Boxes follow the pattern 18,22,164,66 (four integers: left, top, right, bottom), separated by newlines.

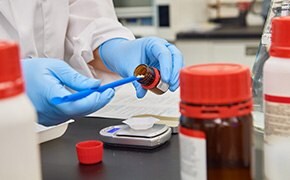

177,25,263,40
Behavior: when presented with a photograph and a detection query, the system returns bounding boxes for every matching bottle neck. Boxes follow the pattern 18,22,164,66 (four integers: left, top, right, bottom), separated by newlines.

141,67,160,90
0,77,24,99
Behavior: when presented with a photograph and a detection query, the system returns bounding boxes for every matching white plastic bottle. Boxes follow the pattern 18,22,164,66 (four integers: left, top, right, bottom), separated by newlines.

263,17,290,179
0,42,41,179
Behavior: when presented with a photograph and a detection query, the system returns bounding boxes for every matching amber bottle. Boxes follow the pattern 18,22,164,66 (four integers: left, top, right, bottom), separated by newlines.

179,63,253,180
134,64,169,95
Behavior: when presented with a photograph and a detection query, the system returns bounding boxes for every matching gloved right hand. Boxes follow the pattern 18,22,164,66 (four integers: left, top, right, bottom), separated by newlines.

21,58,115,126
99,37,184,98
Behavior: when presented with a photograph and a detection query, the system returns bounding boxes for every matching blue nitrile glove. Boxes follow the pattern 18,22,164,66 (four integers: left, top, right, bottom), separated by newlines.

21,58,115,126
99,37,184,98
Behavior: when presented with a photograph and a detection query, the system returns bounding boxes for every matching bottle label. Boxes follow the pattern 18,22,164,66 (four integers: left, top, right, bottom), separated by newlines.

156,80,169,92
265,94,290,137
281,1,290,16
179,126,207,180
264,94,290,179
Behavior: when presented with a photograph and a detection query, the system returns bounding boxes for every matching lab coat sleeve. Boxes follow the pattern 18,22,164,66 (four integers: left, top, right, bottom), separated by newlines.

65,0,135,78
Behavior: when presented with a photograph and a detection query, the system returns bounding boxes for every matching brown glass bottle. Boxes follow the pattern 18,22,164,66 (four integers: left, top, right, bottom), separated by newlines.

134,64,169,95
180,115,252,180
179,63,253,180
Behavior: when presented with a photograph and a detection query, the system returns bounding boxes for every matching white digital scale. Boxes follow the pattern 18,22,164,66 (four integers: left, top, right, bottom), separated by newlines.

99,124,172,149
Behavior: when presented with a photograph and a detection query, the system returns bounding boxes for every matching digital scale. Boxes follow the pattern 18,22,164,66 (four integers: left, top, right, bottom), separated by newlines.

99,124,172,149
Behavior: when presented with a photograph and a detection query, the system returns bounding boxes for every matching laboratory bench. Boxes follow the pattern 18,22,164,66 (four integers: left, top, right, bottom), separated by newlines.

175,25,263,68
40,117,180,180
40,117,264,180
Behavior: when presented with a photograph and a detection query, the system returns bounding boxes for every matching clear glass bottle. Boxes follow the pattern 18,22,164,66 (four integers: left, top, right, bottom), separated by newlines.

252,0,290,112
179,63,253,180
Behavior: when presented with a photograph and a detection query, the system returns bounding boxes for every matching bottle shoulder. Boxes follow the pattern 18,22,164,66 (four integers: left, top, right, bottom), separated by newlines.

263,57,290,95
264,57,290,72
0,93,37,123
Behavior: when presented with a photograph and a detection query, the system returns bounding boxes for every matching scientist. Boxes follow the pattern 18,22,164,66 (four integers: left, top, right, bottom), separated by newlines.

0,0,183,126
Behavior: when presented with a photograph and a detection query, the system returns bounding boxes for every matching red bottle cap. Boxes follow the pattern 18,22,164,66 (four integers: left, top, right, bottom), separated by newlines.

270,17,290,58
0,41,24,99
76,140,103,165
179,63,252,119
237,2,251,11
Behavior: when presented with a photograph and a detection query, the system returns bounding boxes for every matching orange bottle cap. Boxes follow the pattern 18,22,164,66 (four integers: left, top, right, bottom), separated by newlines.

179,63,252,119
270,17,290,58
76,140,103,165
0,41,24,99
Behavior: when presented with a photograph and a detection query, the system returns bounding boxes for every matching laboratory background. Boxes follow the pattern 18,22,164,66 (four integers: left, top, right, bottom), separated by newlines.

3,0,290,179
115,0,266,68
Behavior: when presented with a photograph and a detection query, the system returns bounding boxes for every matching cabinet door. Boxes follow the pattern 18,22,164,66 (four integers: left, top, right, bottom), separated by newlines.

212,40,259,68
175,40,212,65
176,39,259,68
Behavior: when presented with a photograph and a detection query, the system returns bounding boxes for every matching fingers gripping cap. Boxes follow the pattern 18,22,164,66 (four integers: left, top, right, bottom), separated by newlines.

0,41,24,99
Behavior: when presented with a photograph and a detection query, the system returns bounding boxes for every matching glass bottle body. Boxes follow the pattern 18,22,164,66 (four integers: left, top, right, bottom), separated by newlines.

134,64,169,94
252,0,289,112
179,114,253,180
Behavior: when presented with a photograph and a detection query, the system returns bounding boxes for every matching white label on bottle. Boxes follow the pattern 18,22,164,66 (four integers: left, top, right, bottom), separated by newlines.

281,2,290,16
262,33,271,45
179,127,207,180
264,94,290,179
156,80,169,92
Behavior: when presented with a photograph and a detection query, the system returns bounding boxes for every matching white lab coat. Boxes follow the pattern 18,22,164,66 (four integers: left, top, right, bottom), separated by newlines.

0,0,135,78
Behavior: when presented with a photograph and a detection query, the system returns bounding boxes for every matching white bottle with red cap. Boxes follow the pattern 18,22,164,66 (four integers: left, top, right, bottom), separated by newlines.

0,42,41,179
263,17,290,179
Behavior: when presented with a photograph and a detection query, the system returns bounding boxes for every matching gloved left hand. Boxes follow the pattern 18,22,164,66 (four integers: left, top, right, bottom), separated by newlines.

21,58,115,126
99,37,184,98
